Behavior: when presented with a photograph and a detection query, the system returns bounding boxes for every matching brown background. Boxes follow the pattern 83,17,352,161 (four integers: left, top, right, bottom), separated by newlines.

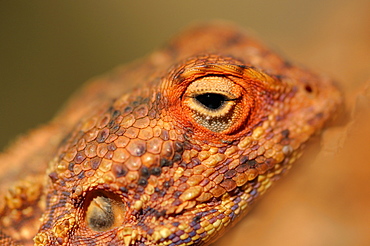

0,1,369,245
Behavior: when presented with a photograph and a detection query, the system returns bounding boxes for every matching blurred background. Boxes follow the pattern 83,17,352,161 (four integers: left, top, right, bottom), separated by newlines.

1,0,369,149
0,1,369,245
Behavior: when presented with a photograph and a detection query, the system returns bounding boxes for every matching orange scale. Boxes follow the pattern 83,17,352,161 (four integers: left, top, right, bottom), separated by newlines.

146,138,163,154
96,143,108,158
133,105,149,119
133,117,150,129
84,128,99,142
105,134,118,144
210,186,226,198
96,114,110,129
80,117,98,132
123,127,139,139
63,148,77,162
112,148,130,163
141,153,159,167
138,127,154,140
114,136,130,148
84,143,97,158
126,139,146,157
76,138,86,151
161,141,174,159
120,114,135,128
125,156,142,171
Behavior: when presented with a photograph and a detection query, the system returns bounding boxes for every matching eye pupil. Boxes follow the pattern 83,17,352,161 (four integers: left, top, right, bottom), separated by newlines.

195,93,225,110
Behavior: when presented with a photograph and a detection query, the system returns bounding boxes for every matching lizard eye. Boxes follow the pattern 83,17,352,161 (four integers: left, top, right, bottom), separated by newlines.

84,191,125,232
183,76,245,133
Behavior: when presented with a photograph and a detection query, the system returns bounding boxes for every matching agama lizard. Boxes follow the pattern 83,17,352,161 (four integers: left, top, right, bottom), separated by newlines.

0,22,341,245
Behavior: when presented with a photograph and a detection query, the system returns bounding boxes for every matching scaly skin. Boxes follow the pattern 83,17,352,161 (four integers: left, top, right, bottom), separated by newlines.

0,22,341,246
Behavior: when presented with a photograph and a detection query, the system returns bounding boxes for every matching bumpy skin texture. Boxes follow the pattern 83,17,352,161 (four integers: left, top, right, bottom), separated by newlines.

0,22,341,246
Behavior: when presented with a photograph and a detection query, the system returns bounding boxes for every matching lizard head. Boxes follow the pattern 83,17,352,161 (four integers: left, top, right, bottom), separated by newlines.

34,23,341,246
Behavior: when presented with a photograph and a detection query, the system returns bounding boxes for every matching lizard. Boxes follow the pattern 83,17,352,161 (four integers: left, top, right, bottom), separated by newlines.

0,22,341,246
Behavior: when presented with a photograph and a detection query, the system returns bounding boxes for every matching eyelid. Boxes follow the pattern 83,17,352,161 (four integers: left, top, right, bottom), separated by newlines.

184,76,242,99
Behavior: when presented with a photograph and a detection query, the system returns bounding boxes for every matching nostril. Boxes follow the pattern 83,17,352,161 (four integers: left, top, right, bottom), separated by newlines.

305,85,313,93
